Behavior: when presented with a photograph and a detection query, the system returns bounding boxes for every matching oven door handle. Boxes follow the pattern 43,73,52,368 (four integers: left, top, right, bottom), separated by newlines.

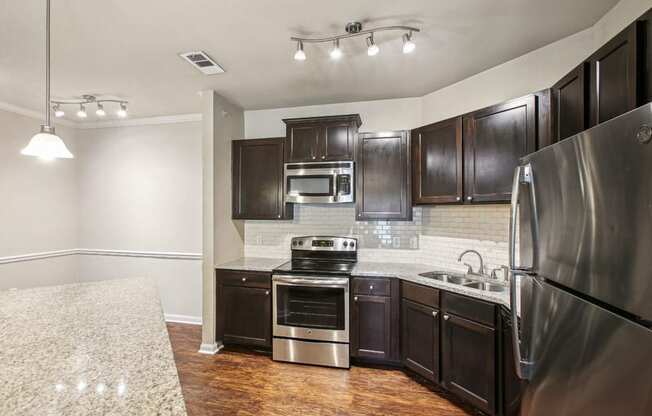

272,276,349,287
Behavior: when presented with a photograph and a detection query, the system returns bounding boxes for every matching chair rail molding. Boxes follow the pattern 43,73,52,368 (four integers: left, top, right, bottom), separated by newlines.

0,248,202,264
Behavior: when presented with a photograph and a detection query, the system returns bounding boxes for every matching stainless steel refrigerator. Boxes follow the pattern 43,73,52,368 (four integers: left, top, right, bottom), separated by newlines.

509,103,652,415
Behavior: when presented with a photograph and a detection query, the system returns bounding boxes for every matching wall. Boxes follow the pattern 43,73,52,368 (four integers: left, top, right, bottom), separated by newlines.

76,121,203,322
0,109,79,289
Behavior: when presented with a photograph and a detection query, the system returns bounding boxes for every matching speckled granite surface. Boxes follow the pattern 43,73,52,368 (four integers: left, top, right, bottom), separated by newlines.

215,257,287,272
0,278,187,416
352,262,511,308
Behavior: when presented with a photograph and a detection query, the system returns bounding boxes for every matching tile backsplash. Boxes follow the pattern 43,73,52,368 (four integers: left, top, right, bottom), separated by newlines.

244,204,511,274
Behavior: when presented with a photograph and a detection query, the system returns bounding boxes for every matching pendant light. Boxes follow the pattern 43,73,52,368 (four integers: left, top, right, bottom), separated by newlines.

21,0,74,160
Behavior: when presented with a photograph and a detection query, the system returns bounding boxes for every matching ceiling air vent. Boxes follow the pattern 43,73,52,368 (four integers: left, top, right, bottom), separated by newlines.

179,51,225,75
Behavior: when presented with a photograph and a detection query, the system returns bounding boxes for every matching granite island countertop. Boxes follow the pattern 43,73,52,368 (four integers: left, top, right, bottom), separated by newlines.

216,257,511,309
0,278,187,416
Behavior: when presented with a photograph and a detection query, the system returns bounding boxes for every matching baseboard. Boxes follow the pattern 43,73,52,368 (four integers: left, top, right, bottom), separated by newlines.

165,314,202,325
198,342,223,355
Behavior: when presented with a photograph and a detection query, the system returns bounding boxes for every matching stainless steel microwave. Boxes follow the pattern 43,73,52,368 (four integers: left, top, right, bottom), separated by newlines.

284,161,354,204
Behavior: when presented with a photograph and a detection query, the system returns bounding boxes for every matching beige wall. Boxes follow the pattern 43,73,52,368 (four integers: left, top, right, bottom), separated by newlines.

0,109,79,288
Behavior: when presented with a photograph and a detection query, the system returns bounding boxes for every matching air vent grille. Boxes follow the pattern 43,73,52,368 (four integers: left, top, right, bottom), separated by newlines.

179,51,225,75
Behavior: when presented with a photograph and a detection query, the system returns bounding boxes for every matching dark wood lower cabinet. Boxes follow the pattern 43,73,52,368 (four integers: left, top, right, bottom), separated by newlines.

442,312,496,415
401,299,439,382
351,295,391,360
216,270,272,348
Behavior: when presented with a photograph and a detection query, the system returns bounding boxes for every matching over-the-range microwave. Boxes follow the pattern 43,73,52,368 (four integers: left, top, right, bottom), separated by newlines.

284,161,354,204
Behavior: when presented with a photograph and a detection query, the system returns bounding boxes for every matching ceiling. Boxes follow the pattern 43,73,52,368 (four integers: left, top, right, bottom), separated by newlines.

1,0,618,120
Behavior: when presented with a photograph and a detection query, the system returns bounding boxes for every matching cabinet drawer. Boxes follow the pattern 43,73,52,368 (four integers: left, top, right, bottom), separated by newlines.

442,291,495,327
401,281,439,309
217,270,271,289
352,277,391,296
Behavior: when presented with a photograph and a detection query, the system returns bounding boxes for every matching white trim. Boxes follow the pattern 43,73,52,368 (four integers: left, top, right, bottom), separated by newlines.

0,101,75,126
77,248,202,260
76,113,202,129
165,314,202,325
0,249,78,265
0,248,202,265
198,342,223,355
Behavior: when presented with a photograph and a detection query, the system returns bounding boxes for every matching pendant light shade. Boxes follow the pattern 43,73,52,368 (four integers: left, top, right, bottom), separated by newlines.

24,0,74,160
21,126,73,160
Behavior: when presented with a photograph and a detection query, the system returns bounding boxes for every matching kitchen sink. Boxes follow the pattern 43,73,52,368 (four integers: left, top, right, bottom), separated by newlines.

418,272,476,286
463,281,509,293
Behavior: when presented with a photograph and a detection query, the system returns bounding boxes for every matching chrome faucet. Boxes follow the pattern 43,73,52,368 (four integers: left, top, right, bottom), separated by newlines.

458,250,485,276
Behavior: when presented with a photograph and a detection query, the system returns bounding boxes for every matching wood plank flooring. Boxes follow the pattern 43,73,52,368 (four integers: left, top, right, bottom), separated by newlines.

167,323,475,416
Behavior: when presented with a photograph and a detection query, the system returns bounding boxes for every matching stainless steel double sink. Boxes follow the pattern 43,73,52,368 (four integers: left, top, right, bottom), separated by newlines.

418,271,508,293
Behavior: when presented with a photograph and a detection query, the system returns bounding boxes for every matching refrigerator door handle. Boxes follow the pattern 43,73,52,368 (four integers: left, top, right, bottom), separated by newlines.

509,164,533,271
510,271,534,380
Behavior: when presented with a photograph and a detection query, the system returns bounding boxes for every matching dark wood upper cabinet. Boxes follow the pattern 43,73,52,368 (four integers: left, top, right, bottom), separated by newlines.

232,138,292,220
463,95,536,203
442,313,496,415
552,63,590,143
412,116,463,204
216,270,272,349
589,21,640,127
283,114,361,162
401,298,440,382
356,131,412,221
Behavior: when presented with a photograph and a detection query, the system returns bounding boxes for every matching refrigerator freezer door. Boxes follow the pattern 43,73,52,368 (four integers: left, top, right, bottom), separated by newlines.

521,277,652,416
520,103,652,321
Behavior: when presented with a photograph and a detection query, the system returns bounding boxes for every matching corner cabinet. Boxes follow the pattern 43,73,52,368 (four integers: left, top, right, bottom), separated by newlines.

283,114,362,162
411,117,463,204
355,131,412,221
232,138,292,220
216,269,272,348
463,95,537,203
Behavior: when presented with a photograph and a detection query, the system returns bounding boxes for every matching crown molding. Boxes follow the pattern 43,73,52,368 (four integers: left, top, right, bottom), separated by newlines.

76,113,202,129
0,101,75,127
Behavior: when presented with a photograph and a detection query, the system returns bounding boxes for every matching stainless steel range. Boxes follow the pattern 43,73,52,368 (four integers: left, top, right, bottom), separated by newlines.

272,236,357,368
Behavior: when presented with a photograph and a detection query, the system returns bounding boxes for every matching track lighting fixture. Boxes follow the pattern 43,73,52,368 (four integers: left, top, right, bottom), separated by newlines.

50,95,129,119
330,39,342,60
291,22,419,61
95,102,106,117
77,104,87,118
402,32,416,54
366,34,379,56
294,40,306,61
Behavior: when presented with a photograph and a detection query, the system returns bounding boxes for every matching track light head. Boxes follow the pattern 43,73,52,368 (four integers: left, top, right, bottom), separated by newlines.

76,104,87,118
294,41,306,61
366,34,379,56
53,104,64,118
116,102,128,118
95,102,106,117
402,32,416,54
330,39,342,60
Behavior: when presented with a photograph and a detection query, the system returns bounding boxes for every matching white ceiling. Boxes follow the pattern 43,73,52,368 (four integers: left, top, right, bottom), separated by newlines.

1,0,618,120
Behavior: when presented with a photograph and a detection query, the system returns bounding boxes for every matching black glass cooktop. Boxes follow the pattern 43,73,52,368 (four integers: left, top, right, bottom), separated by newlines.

273,259,355,275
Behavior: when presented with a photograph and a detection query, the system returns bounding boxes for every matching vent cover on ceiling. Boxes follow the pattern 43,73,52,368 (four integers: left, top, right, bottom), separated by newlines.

179,51,225,75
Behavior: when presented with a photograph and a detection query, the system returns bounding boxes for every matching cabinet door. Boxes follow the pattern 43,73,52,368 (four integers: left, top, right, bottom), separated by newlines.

552,63,589,143
412,117,463,204
351,294,391,360
285,123,321,162
442,313,496,415
222,285,272,348
321,121,355,161
356,131,412,221
589,22,639,127
463,95,536,203
401,299,439,382
232,138,292,220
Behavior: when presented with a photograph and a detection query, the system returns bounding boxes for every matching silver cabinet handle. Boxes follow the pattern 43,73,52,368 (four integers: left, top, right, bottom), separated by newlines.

354,296,358,301
432,311,438,317
466,196,472,201
265,290,269,296
456,196,461,201
443,314,450,320
277,214,281,218
311,156,316,160
321,155,326,160
369,285,374,290
241,277,247,282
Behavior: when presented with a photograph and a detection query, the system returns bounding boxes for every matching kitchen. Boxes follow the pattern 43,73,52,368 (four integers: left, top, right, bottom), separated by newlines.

2,1,652,415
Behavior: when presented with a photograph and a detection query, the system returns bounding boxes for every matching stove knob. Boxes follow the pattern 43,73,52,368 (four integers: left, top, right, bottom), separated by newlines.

298,241,303,246
292,241,297,246
343,241,348,247
350,242,355,249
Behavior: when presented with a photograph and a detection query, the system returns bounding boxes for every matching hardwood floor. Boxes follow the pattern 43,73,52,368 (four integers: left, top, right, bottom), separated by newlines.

167,323,475,416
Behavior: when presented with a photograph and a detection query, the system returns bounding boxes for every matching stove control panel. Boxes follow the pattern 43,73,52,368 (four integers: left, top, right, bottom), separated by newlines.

291,236,357,252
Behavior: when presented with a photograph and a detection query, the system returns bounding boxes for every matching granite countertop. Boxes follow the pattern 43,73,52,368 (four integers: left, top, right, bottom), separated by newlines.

0,278,186,416
215,257,288,272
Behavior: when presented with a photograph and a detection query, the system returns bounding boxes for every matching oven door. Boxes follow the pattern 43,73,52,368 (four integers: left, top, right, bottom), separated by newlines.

272,274,349,343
